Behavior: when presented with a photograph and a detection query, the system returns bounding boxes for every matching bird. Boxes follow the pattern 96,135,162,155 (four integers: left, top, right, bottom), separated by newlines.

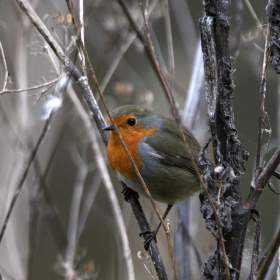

103,105,200,248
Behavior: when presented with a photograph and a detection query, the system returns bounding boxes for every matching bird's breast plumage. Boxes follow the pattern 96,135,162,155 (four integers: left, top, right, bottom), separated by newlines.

107,124,157,179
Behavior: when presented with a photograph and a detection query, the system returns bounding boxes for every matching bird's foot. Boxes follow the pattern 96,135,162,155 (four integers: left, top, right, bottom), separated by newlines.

121,186,139,202
139,229,158,251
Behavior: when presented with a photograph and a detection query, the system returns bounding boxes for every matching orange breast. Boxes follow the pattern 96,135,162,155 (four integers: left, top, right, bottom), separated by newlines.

107,124,157,179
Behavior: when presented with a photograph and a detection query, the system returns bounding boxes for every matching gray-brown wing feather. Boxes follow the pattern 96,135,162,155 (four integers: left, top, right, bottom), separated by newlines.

154,151,197,174
145,116,200,175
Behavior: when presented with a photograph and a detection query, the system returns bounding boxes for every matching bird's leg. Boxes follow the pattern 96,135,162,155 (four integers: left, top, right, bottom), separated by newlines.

121,184,139,202
140,204,173,250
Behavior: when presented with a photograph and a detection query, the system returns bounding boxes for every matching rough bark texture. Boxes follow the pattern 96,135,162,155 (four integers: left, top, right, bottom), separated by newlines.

198,1,252,279
267,0,280,74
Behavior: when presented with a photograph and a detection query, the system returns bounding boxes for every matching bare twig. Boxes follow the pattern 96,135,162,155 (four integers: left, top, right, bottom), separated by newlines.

67,87,135,280
257,225,280,280
139,3,179,279
0,111,54,243
79,0,86,76
73,10,167,255
0,41,8,92
242,0,266,39
140,2,230,278
255,24,270,172
255,145,280,191
64,148,88,279
183,39,204,128
0,76,65,95
15,0,108,144
16,1,166,278
77,174,101,241
163,0,175,92
97,0,159,96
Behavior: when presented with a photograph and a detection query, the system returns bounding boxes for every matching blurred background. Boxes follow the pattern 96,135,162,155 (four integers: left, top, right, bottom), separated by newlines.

0,0,279,279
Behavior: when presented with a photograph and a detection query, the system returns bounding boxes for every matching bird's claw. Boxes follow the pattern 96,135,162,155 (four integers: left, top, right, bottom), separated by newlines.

139,230,157,250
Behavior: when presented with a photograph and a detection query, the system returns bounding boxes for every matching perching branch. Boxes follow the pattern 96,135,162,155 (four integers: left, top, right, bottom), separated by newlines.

67,87,135,280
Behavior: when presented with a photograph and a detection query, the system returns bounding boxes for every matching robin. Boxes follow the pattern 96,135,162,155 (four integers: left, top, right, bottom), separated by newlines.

103,105,200,248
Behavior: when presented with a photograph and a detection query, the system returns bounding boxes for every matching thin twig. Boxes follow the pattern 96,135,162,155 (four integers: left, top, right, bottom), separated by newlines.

242,0,266,39
0,76,65,95
257,225,280,280
16,0,108,143
67,87,135,280
255,145,280,190
97,0,159,96
245,144,280,208
183,39,204,128
15,1,163,278
163,0,175,93
73,14,166,250
78,0,86,76
65,0,166,252
255,22,270,172
77,173,101,241
64,147,88,278
0,111,54,243
143,2,230,279
0,41,8,92
139,3,179,279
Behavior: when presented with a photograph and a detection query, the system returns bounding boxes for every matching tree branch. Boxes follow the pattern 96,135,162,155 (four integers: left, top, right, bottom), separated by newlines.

14,1,170,279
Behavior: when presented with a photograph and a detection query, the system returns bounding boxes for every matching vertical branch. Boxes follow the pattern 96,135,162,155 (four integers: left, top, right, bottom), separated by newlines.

255,27,269,172
79,0,86,76
0,41,8,91
164,0,175,91
65,150,87,263
199,1,252,279
177,40,205,280
199,17,221,164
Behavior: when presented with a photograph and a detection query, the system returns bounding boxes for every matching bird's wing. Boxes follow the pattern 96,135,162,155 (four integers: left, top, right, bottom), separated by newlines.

145,117,200,175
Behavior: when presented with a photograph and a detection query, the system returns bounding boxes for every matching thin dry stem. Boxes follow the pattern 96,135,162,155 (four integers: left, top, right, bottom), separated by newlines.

64,0,167,256
77,174,101,241
97,0,158,96
65,148,88,263
243,0,266,39
78,0,86,76
0,76,65,95
183,40,204,127
163,0,175,92
255,23,270,171
140,3,231,278
0,111,54,243
44,42,60,75
139,3,179,279
75,26,166,245
67,87,135,280
0,41,8,92
257,225,280,280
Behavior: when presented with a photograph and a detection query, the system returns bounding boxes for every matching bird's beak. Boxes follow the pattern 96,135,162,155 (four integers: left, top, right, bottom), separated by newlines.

103,124,114,131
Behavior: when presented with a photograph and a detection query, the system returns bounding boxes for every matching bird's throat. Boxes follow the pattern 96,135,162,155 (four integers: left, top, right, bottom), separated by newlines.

107,126,156,178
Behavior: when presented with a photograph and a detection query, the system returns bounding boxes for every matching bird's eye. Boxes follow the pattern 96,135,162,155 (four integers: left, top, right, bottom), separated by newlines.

127,118,136,126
